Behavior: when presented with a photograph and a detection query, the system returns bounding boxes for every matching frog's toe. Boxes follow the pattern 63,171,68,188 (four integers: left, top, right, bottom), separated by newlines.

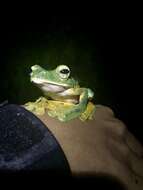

48,111,56,118
58,117,66,122
24,103,35,112
58,114,67,122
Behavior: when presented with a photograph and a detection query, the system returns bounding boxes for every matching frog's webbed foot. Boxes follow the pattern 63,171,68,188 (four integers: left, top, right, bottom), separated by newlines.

80,102,96,121
47,110,70,122
57,107,82,122
47,110,58,118
24,96,49,115
59,102,96,122
24,102,36,112
57,112,73,122
35,96,48,103
58,115,67,122
25,102,46,115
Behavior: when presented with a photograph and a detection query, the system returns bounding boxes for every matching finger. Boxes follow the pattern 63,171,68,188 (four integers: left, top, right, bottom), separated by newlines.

126,131,143,158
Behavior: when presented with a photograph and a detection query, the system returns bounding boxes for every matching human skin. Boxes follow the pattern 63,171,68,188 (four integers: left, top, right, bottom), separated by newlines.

37,105,143,190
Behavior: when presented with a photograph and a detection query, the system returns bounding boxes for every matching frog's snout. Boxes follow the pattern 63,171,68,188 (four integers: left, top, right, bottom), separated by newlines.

31,65,42,71
31,65,38,71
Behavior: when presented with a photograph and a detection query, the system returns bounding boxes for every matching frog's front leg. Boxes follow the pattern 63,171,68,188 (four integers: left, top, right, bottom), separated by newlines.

58,88,89,122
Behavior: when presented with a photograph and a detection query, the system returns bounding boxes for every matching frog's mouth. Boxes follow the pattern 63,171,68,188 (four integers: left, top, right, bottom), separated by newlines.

31,78,70,93
31,77,79,104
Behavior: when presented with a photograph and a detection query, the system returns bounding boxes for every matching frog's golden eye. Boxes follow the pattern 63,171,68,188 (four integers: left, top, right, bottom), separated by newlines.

56,65,70,79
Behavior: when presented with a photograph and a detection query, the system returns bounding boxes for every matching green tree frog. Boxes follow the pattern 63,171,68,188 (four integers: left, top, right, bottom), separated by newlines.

25,65,96,122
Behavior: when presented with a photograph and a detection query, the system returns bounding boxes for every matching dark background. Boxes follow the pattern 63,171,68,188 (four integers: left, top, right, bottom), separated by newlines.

0,15,142,143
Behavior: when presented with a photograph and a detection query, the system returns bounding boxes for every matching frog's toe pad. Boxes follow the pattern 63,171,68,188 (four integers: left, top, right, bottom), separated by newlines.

58,114,67,122
47,111,57,118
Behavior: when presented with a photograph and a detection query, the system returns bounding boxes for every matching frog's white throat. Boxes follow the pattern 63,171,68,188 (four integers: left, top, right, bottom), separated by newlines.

32,78,69,92
32,78,79,104
40,83,66,93
31,78,69,87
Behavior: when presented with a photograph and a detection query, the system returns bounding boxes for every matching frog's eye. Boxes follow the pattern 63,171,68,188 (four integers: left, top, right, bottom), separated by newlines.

56,65,70,79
